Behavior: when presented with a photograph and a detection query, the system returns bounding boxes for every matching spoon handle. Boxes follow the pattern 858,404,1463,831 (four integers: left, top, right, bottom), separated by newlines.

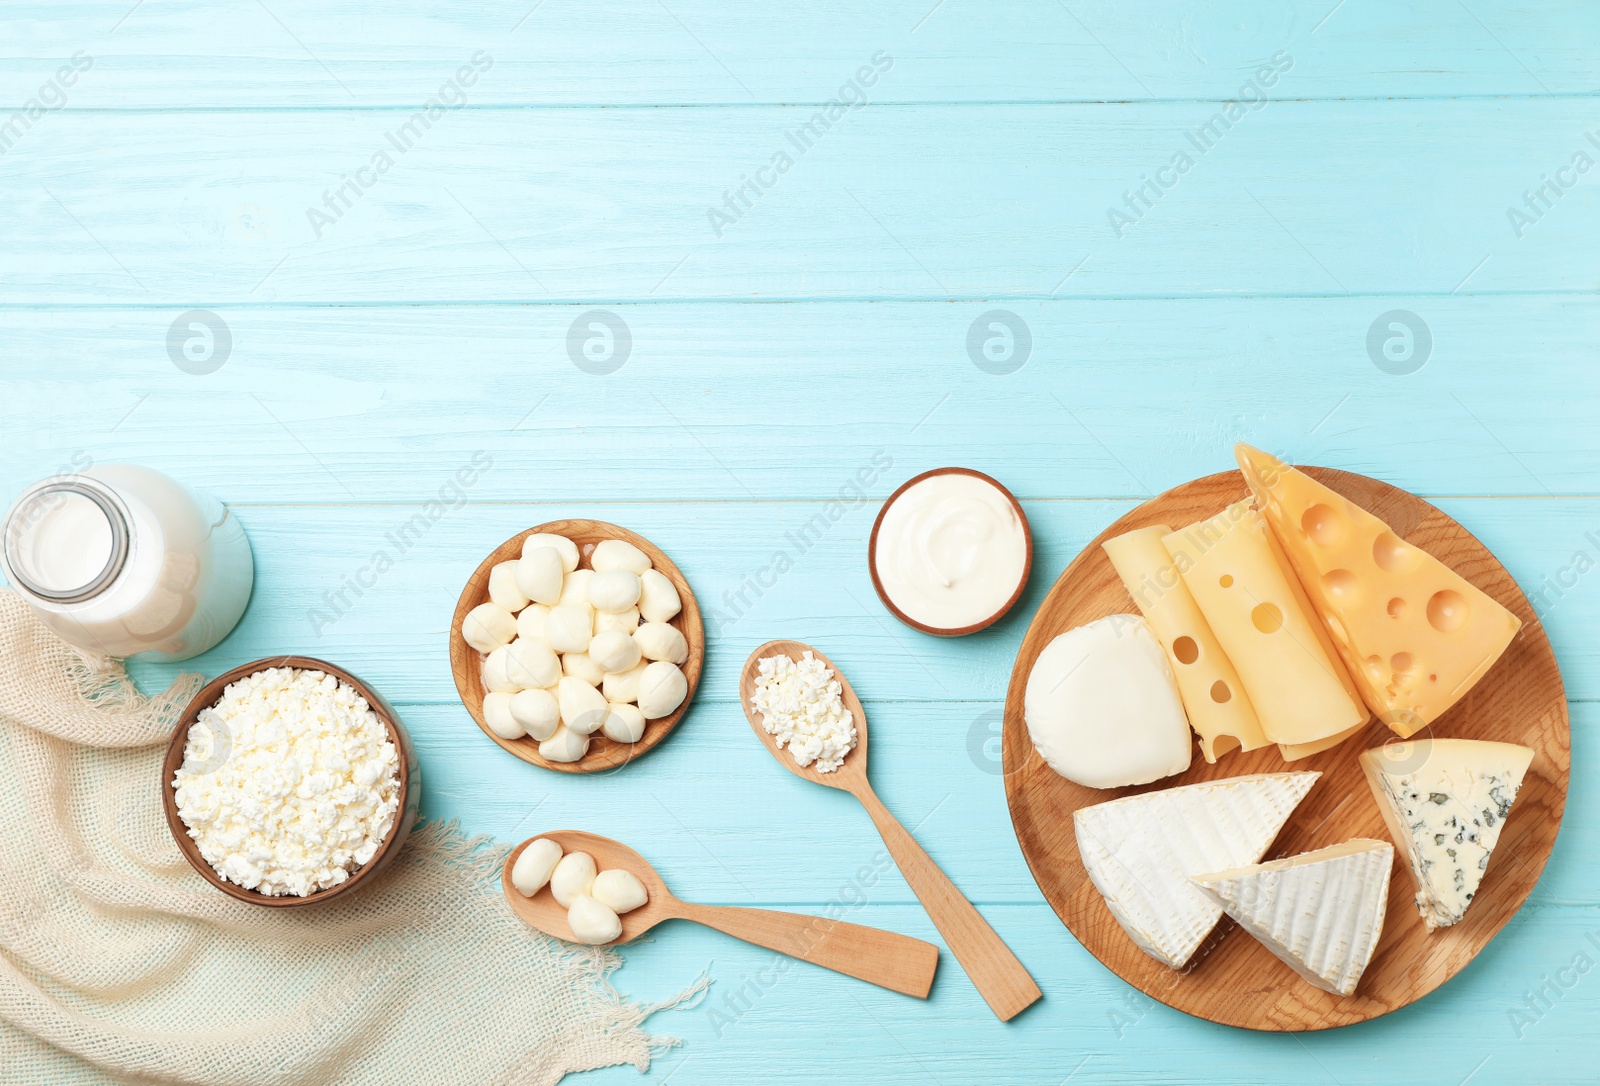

857,788,1041,1021
675,902,939,998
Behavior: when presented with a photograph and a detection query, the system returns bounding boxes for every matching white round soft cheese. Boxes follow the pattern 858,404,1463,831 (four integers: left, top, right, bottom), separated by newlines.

1024,613,1192,789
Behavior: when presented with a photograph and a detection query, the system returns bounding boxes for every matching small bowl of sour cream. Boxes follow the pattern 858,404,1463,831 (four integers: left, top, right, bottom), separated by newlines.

868,467,1032,637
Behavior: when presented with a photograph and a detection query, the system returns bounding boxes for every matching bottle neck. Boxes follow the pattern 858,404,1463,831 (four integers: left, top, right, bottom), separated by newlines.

1,477,131,604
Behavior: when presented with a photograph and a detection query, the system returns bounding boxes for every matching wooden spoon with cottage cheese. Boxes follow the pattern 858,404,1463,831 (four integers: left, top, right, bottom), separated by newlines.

739,640,1042,1021
501,830,938,997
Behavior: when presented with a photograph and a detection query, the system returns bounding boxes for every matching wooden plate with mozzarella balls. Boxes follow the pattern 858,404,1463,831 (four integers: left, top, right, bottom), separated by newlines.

450,520,704,773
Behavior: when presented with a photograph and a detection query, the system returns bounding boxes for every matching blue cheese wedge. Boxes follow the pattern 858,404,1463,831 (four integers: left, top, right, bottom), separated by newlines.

1191,839,1392,997
1074,772,1319,968
1360,738,1534,931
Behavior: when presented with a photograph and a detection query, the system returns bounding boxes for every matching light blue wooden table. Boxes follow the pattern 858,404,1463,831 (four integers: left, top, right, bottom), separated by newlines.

4,2,1598,1082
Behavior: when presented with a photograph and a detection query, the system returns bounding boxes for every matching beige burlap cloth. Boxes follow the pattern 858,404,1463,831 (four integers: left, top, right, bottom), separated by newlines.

0,590,699,1085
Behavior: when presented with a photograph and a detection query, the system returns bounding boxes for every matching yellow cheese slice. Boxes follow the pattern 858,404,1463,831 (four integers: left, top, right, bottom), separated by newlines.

1103,525,1270,762
1163,501,1368,746
1236,444,1522,737
1277,721,1368,762
1257,503,1373,758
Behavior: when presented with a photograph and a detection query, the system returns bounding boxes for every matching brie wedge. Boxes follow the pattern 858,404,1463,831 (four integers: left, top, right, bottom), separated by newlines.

1192,838,1392,997
1074,772,1319,968
1360,738,1533,931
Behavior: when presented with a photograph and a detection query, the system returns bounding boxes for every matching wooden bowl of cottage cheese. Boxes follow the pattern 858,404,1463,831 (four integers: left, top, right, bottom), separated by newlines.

161,656,420,907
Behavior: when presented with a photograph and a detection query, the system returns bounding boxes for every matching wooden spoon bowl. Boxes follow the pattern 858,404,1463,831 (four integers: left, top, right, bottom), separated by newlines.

502,830,940,997
449,520,704,774
738,639,868,790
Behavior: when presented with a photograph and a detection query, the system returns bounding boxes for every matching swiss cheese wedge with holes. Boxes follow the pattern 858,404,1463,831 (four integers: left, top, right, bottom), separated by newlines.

1163,502,1368,746
1236,444,1521,737
1103,525,1270,762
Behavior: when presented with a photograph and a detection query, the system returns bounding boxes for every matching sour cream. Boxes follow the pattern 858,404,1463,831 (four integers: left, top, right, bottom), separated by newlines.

871,470,1030,633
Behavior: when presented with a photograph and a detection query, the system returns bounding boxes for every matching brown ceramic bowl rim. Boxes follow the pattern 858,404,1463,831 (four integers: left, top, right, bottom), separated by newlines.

867,467,1034,637
161,655,416,908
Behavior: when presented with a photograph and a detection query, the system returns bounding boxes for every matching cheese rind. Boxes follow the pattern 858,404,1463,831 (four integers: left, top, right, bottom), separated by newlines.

1360,738,1533,931
1163,502,1367,745
1236,444,1522,737
1191,838,1392,997
1024,614,1192,789
1074,772,1319,968
1103,526,1270,762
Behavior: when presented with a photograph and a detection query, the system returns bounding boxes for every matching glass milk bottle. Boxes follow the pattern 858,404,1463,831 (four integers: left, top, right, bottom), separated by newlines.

1,464,253,661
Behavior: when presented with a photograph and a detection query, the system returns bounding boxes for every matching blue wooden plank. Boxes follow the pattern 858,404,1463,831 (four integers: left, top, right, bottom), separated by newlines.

3,99,1600,303
5,1,1598,108
2,298,1597,501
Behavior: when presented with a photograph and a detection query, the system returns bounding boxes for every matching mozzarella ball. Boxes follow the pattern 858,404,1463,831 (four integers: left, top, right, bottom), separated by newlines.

638,569,682,623
510,687,560,741
482,691,525,739
506,637,561,689
589,629,642,674
489,561,531,612
482,646,519,693
559,569,594,609
595,607,640,636
463,603,517,653
591,538,651,575
516,603,551,642
558,676,609,735
591,868,649,913
511,838,563,897
550,851,597,907
567,894,622,945
637,661,688,719
515,547,564,606
562,651,606,687
588,570,641,613
539,724,589,763
634,622,689,665
522,532,579,573
602,661,648,704
601,702,647,743
544,605,593,654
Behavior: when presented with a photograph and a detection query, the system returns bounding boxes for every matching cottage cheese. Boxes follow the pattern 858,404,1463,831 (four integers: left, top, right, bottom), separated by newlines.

172,667,402,897
749,651,857,773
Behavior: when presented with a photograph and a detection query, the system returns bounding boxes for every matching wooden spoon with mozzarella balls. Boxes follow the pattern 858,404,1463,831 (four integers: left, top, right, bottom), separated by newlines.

502,831,942,998
460,531,688,763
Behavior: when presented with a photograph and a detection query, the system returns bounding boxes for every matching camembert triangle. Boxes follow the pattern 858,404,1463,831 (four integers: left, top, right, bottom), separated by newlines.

1191,838,1392,997
1074,772,1318,968
1360,738,1534,931
1236,444,1521,737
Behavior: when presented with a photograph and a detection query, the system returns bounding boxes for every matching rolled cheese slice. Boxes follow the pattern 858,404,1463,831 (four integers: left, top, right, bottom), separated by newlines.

1103,525,1269,763
1163,502,1367,747
1024,613,1192,789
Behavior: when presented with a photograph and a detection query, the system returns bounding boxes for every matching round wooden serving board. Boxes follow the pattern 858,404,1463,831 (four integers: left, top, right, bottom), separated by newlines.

1002,467,1569,1031
450,519,704,774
